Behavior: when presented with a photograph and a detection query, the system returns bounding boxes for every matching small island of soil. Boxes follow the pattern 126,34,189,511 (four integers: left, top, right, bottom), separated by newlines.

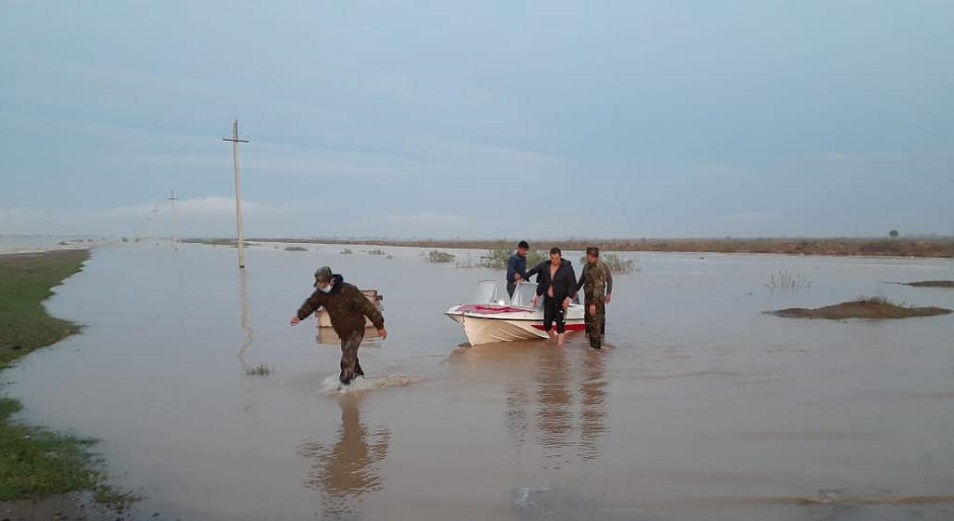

905,280,954,288
769,297,952,320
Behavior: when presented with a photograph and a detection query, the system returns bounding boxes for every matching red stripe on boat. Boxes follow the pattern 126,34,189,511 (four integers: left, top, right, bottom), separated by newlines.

530,324,586,332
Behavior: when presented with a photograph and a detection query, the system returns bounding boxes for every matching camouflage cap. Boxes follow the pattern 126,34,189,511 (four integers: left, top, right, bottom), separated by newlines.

586,247,600,256
314,266,333,285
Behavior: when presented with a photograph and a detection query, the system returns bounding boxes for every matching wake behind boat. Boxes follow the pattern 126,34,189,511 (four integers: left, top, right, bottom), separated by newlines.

445,281,585,346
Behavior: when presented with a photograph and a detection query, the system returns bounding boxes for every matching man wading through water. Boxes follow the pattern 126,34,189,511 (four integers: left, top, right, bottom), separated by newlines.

290,266,388,385
577,247,613,349
531,247,577,346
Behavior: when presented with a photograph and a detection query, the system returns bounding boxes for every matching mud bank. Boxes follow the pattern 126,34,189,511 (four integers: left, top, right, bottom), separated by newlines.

769,297,952,320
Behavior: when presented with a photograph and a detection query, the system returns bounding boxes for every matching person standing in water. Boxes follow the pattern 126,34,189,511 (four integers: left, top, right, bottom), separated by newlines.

531,247,577,346
506,240,531,299
577,247,613,349
290,266,387,385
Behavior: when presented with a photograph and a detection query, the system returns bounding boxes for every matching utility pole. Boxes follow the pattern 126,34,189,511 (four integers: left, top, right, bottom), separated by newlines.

167,190,179,250
223,120,250,268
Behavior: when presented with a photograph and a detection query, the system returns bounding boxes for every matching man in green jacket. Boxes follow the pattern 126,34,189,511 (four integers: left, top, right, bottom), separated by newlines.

577,247,613,349
290,266,388,385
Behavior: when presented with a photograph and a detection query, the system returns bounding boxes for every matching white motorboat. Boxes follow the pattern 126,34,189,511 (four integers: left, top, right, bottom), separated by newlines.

445,281,585,346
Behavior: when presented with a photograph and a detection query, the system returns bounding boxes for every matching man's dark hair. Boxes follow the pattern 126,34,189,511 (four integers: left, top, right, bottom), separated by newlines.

518,240,530,250
549,247,561,255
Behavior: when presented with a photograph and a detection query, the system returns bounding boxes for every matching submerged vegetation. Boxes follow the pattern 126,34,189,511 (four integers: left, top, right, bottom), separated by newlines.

244,363,272,376
478,247,546,270
368,249,386,256
427,250,456,263
0,249,128,505
765,270,812,290
579,253,638,274
769,296,952,320
284,245,308,252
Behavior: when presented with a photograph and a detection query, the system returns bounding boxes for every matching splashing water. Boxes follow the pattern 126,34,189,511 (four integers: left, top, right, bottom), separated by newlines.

319,373,420,394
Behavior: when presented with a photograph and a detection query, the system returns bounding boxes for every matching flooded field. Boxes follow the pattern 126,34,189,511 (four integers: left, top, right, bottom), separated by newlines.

4,243,954,520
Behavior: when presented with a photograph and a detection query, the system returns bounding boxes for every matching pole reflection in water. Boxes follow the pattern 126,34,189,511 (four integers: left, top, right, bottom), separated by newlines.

237,268,254,372
298,395,391,519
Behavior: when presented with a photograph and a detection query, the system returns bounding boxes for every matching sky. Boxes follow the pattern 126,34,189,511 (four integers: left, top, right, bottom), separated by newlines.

1,1,952,239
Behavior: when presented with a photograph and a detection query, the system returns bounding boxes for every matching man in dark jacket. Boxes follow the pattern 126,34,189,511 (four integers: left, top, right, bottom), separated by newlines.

531,247,577,346
290,266,388,385
506,240,530,299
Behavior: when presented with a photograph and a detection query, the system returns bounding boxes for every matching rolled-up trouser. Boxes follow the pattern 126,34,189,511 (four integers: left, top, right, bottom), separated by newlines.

542,296,566,334
339,330,365,384
584,297,606,340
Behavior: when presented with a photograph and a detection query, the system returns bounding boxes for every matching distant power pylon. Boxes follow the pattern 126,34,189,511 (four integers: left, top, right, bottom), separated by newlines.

223,120,250,269
168,190,179,250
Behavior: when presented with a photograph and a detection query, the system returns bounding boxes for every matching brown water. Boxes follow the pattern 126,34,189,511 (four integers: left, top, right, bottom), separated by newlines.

5,243,954,520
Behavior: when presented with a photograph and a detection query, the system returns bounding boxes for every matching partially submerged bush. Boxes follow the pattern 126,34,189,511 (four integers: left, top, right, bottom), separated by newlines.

480,247,547,270
368,249,386,256
284,245,308,252
578,253,638,274
427,250,456,263
479,247,511,269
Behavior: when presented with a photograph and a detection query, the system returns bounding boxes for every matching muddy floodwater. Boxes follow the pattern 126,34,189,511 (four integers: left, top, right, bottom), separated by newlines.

5,243,954,520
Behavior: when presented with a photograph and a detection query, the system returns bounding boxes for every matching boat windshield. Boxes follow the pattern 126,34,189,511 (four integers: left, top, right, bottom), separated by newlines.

472,280,499,304
510,282,539,308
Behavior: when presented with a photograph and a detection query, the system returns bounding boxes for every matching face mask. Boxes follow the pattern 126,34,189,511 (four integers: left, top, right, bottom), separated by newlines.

318,283,332,293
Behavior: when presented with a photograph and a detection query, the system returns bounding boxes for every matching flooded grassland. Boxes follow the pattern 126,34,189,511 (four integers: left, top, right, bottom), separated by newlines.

4,242,953,520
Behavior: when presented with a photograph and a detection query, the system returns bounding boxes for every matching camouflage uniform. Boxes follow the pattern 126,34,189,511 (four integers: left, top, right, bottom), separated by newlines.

577,258,613,349
296,271,384,384
340,330,365,383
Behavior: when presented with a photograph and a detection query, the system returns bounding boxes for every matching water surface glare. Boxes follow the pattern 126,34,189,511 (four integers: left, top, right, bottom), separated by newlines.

5,243,954,520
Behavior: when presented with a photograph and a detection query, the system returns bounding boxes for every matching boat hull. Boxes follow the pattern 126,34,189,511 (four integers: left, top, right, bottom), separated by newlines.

445,304,585,346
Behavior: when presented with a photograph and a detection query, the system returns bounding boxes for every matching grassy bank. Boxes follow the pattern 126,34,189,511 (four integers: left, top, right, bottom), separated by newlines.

197,237,954,258
0,250,88,370
0,249,123,503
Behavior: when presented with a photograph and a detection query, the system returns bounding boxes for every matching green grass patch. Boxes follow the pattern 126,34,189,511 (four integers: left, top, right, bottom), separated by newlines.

0,249,130,505
0,250,89,370
0,398,100,500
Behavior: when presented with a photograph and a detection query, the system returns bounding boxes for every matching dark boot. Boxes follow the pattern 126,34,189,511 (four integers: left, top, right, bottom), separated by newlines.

590,337,601,350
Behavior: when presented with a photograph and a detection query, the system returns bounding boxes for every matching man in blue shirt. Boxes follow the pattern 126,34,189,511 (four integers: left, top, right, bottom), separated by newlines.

506,240,530,298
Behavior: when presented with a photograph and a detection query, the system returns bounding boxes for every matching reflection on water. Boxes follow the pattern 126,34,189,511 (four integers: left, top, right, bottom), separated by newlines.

578,349,607,461
298,395,391,519
535,347,573,458
237,268,254,372
487,343,609,466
